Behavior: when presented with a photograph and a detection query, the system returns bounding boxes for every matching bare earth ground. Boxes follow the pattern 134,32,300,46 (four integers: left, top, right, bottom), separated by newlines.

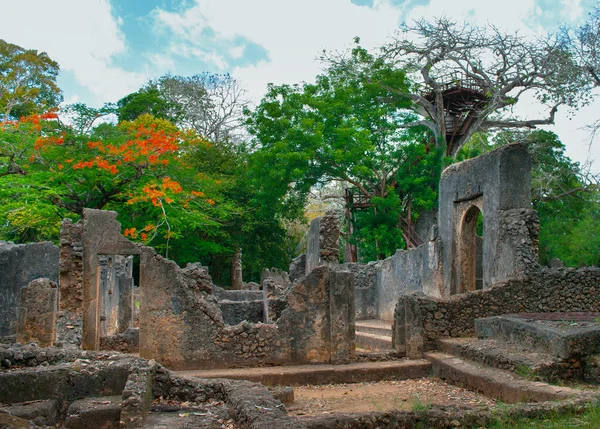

287,377,496,416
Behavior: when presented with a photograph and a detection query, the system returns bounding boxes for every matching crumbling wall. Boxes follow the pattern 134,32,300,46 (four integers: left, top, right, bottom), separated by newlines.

16,278,59,347
0,241,58,340
261,268,291,322
343,262,378,320
288,254,306,283
438,143,533,295
392,267,600,354
59,219,83,313
305,210,341,275
81,209,140,350
277,266,355,364
376,232,443,321
140,246,355,369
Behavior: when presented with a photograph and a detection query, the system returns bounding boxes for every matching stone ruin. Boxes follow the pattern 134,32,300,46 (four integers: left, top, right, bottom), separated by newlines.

1,142,600,428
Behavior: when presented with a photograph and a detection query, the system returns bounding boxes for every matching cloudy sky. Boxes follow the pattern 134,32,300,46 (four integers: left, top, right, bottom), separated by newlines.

0,0,598,171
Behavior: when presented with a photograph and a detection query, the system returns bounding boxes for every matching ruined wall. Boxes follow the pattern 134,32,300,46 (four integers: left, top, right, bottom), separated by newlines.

343,262,378,320
16,278,59,347
277,266,355,364
305,210,341,275
305,217,321,275
0,241,58,339
288,254,306,283
59,219,83,313
140,245,355,369
81,209,140,350
438,143,533,295
376,232,444,321
393,267,600,353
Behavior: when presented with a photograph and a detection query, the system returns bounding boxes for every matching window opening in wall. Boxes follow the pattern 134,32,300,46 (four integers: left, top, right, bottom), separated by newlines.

97,254,137,339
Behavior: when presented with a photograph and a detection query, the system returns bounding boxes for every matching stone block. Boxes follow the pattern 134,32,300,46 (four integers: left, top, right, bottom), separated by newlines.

64,395,122,429
0,241,59,337
16,278,58,347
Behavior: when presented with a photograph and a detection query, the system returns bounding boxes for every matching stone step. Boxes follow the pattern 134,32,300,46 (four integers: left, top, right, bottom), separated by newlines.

64,395,122,429
177,359,431,387
437,337,585,384
425,352,578,404
145,411,230,429
438,337,556,372
356,332,393,351
474,314,600,359
355,319,393,337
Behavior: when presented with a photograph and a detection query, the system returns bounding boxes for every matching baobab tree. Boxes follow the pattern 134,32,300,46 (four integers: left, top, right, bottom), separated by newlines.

377,18,594,157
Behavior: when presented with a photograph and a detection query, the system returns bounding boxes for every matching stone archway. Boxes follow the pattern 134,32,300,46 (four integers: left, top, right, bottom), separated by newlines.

458,205,483,293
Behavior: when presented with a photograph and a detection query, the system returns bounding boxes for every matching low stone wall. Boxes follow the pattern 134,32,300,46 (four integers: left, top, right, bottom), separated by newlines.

393,267,600,354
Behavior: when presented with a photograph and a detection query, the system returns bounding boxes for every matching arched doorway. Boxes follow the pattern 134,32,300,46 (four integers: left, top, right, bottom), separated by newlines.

459,205,484,293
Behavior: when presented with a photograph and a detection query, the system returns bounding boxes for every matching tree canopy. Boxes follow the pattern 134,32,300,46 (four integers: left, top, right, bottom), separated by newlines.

0,39,62,121
323,19,594,158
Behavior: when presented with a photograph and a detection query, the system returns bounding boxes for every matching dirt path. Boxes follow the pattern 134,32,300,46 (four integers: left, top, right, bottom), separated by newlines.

287,377,496,416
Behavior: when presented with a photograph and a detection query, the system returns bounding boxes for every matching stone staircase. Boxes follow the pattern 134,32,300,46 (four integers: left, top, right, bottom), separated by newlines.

355,319,393,351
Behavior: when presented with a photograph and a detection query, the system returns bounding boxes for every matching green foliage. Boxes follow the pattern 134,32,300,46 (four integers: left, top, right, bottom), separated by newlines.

246,44,414,212
353,192,406,261
0,39,62,120
115,84,180,123
247,45,446,261
0,112,231,266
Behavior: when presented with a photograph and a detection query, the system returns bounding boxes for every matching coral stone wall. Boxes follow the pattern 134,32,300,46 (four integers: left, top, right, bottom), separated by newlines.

0,241,59,339
393,267,600,352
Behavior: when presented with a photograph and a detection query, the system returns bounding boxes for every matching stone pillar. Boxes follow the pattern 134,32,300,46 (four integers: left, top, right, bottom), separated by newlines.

392,294,424,359
320,210,341,264
329,270,355,363
16,278,59,347
230,248,243,290
117,256,134,333
305,211,341,276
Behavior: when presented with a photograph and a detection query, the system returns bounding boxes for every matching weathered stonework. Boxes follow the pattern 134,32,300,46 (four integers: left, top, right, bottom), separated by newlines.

438,143,533,295
288,253,306,283
0,241,58,339
305,211,341,275
81,209,140,351
139,243,355,369
393,267,600,355
319,210,341,264
16,278,59,347
376,234,444,320
59,219,84,313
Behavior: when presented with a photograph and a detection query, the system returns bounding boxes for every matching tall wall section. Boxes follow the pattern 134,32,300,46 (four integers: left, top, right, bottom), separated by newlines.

0,241,59,339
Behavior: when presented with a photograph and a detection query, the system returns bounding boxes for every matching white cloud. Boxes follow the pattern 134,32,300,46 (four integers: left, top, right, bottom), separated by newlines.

153,0,403,102
0,0,147,106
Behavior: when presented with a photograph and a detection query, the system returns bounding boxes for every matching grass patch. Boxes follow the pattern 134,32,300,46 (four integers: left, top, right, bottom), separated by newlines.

410,395,431,412
514,364,535,380
485,402,600,429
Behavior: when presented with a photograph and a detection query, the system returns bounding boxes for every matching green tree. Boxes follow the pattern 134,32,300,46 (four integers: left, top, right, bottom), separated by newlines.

0,111,230,262
115,84,180,123
0,39,62,120
247,46,442,261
